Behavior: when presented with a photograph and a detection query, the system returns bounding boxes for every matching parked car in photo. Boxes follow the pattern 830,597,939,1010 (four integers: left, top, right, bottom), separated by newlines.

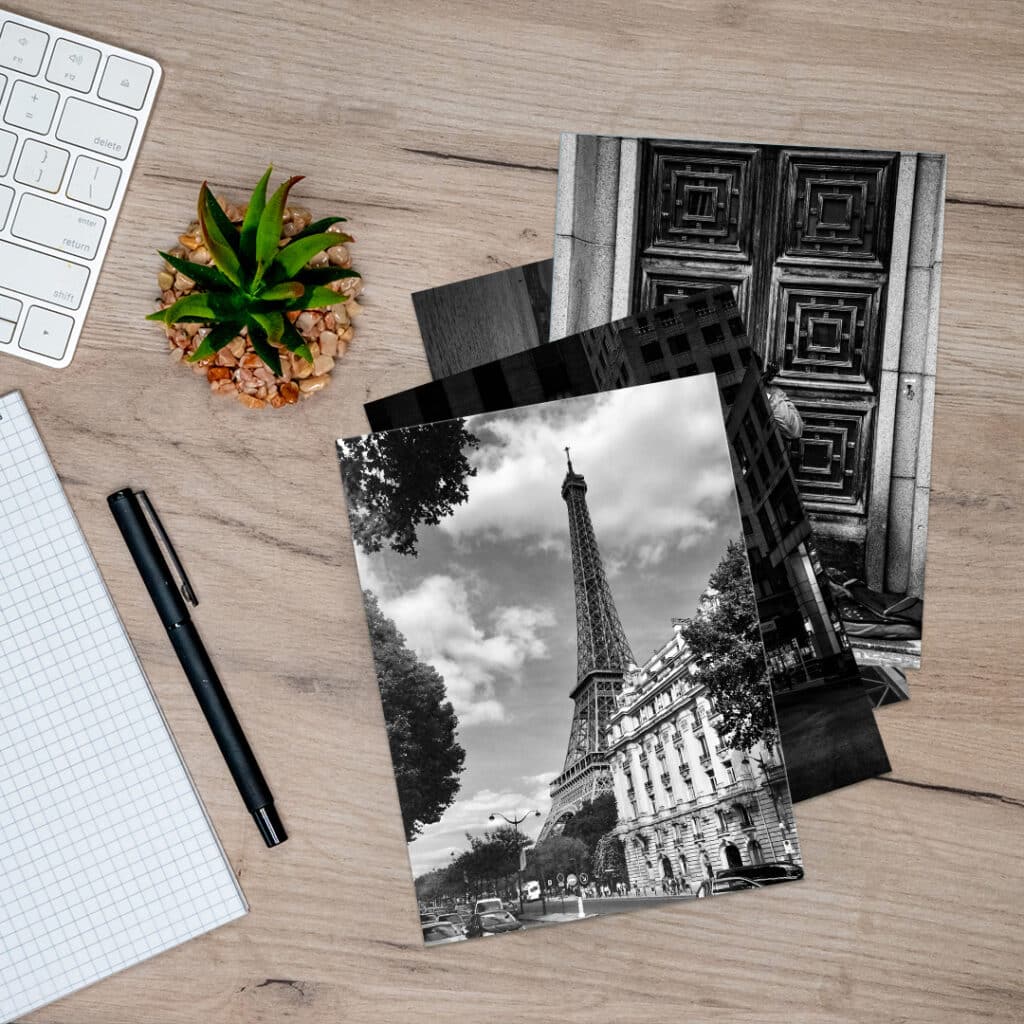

715,862,804,886
437,911,468,934
422,921,467,946
467,909,525,937
695,876,764,897
472,897,505,917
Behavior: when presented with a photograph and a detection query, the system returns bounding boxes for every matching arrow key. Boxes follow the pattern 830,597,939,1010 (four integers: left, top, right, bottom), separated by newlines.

19,306,73,361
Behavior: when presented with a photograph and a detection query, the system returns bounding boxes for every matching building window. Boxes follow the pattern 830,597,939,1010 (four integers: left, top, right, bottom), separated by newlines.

735,805,753,828
667,332,690,355
705,770,717,794
712,353,734,376
697,734,709,759
641,341,662,364
724,760,737,784
702,322,725,344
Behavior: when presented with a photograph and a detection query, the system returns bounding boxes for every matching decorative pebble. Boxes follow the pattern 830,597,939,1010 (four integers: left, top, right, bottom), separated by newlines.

299,375,329,394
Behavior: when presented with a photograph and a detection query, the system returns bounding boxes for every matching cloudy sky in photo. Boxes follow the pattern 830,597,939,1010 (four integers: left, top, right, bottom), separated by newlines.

342,373,743,878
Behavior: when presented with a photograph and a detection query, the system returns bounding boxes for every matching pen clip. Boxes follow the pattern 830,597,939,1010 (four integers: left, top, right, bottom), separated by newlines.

136,490,199,607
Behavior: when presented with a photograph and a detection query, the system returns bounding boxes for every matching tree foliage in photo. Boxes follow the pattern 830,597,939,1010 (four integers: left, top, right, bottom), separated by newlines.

339,420,480,557
678,538,778,753
363,590,465,841
593,832,626,879
527,834,590,880
560,792,619,861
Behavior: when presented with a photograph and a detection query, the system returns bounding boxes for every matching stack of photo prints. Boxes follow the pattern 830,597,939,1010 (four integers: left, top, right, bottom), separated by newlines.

336,135,946,946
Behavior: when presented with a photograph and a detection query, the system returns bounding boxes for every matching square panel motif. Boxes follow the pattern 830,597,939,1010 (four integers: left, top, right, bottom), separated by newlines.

772,279,883,389
791,403,872,512
780,152,896,265
643,145,758,258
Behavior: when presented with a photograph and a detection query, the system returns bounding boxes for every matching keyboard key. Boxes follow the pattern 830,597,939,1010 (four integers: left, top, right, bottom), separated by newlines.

0,239,89,309
98,54,153,110
0,294,19,344
46,38,102,93
0,183,12,228
0,294,22,320
14,193,106,260
55,97,137,160
4,80,59,134
14,139,70,192
0,21,48,76
18,305,74,361
66,155,121,210
0,127,15,173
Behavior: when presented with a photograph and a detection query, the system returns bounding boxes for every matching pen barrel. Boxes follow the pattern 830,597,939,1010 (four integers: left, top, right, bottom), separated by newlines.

167,622,274,813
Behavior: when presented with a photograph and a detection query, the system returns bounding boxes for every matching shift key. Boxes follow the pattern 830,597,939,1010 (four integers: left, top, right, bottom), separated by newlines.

0,240,89,309
14,194,106,260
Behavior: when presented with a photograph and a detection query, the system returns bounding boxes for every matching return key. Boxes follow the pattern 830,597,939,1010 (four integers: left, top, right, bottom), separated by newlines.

13,194,106,260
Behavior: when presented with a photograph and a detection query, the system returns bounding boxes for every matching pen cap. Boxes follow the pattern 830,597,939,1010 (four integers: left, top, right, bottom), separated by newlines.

108,489,190,627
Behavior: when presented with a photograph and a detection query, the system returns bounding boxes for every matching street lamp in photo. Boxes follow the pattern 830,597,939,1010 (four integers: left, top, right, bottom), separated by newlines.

489,809,541,915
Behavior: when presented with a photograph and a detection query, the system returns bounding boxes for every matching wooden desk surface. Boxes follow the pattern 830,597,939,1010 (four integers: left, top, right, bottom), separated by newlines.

9,1,1022,1021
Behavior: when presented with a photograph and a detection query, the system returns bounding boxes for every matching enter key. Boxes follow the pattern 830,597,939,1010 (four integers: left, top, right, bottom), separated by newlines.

13,194,106,260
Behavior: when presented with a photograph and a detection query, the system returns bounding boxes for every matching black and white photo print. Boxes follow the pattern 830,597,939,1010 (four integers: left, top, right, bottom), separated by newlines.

552,135,945,672
339,374,805,946
367,288,894,802
413,259,553,378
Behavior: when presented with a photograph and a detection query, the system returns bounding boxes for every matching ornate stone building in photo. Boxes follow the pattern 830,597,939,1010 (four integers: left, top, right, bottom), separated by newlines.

606,619,796,894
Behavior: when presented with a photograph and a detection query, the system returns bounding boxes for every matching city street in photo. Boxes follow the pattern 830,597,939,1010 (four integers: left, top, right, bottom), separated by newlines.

338,374,804,946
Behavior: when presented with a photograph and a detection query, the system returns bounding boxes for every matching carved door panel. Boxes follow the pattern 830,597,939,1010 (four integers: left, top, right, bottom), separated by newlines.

634,143,765,332
634,142,899,576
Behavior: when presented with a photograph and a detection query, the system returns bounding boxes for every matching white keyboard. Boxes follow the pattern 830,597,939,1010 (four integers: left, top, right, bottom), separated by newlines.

0,11,160,368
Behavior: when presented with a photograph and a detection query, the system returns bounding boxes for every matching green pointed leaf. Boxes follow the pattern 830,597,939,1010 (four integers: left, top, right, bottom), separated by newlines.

294,266,361,286
203,186,241,242
240,166,273,265
259,281,304,302
281,318,314,366
254,174,303,283
158,251,234,292
197,183,243,286
271,233,342,278
248,310,285,347
293,216,348,241
186,321,244,362
247,319,283,375
158,291,222,323
297,284,351,310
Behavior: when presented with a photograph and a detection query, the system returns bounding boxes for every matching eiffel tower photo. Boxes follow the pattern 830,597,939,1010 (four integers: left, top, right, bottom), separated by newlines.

537,450,636,841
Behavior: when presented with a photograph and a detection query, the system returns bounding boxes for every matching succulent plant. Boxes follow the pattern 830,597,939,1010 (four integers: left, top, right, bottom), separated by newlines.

147,167,359,375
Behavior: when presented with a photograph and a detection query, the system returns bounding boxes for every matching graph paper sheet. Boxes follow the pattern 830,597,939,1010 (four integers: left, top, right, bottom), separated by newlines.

0,392,247,1021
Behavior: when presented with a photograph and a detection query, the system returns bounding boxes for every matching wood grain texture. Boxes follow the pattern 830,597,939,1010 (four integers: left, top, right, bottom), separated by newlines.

7,0,1022,1021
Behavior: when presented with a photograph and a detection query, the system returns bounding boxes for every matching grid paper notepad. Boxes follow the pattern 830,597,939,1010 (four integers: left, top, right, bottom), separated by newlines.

0,392,247,1021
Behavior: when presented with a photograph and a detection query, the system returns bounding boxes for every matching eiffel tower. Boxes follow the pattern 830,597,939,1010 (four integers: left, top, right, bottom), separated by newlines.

537,450,635,842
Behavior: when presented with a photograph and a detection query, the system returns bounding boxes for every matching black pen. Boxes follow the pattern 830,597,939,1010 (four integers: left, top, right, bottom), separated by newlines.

108,488,287,848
